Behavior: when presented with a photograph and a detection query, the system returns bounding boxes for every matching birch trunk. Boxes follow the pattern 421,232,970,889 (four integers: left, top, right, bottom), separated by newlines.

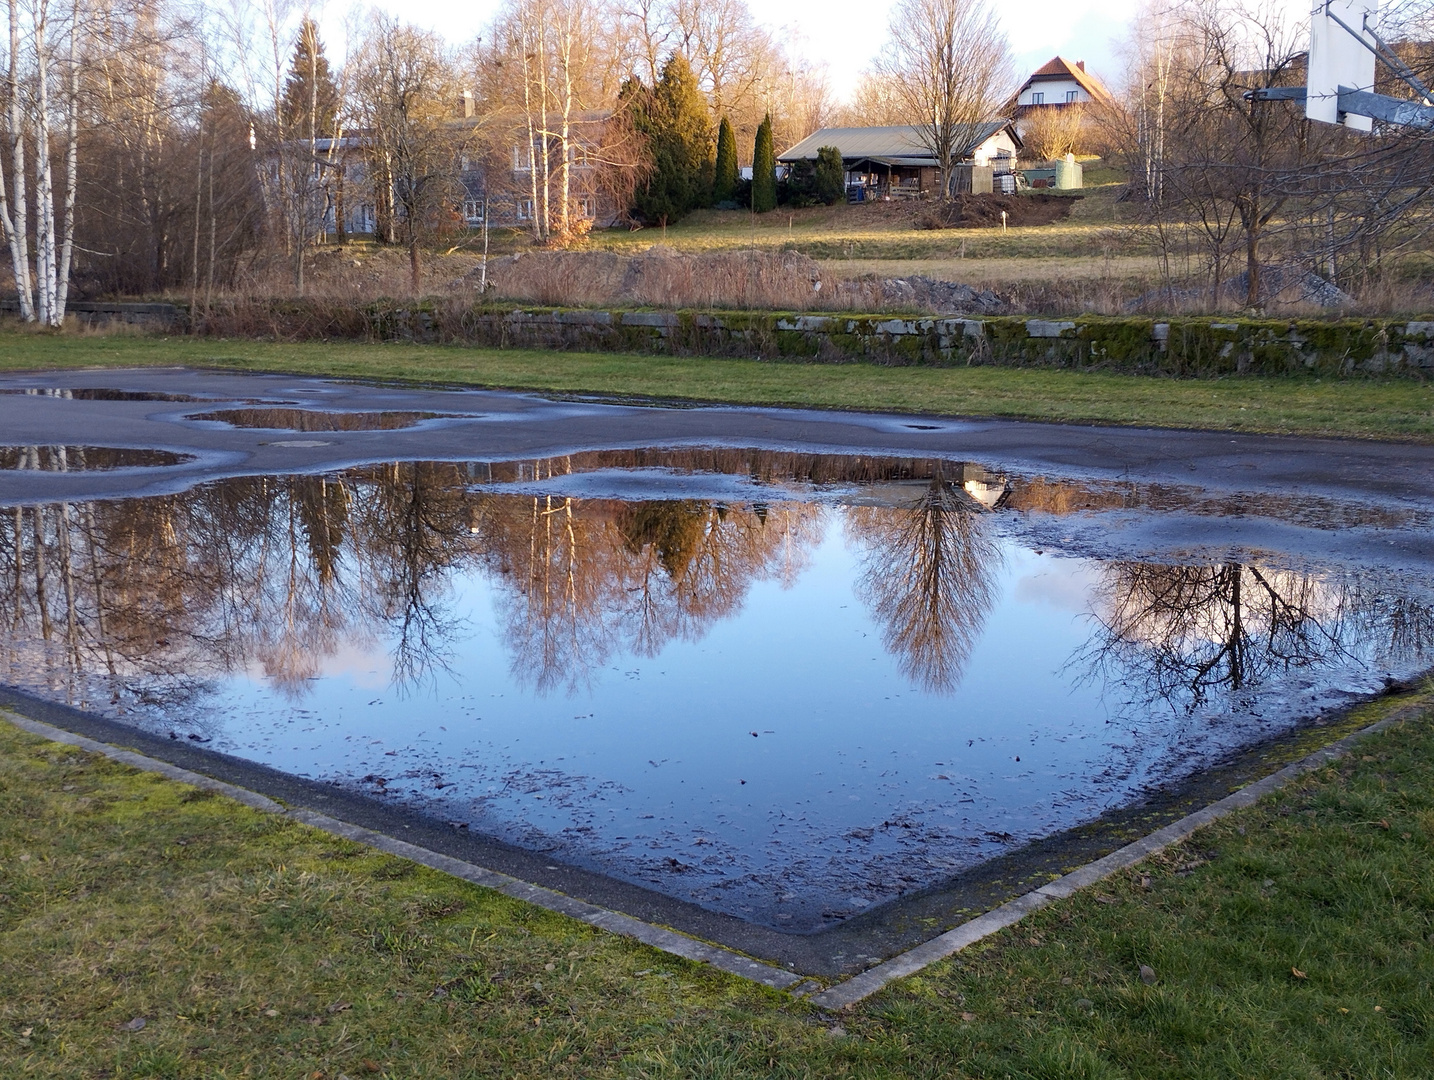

53,4,77,318
4,0,34,320
33,0,55,327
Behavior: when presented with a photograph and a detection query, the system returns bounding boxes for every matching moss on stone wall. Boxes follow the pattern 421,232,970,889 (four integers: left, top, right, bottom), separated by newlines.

196,300,1434,379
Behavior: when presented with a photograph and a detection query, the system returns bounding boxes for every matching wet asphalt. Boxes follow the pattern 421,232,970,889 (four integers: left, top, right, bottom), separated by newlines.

3,366,1433,976
1,366,1432,508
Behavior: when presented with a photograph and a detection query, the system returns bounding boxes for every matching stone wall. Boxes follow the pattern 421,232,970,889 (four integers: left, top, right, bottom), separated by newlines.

9,297,1433,377
358,305,1434,377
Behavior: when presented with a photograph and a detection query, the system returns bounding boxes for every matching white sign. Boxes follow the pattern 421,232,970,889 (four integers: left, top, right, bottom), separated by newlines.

1307,0,1378,131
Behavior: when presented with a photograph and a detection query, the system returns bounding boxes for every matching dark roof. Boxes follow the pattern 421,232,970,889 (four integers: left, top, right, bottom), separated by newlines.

778,121,1018,164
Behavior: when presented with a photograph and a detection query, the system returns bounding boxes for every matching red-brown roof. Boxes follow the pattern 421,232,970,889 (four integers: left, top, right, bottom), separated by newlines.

1020,56,1114,107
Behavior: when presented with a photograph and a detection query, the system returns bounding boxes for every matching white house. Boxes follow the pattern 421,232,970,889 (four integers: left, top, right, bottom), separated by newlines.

1010,57,1113,113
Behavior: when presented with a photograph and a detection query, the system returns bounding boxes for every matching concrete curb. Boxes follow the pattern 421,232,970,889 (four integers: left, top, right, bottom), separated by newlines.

1,709,802,993
805,706,1423,1010
6,700,1425,1009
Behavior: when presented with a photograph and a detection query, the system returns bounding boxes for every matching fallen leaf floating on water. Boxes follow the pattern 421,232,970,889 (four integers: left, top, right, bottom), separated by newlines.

1292,967,1308,979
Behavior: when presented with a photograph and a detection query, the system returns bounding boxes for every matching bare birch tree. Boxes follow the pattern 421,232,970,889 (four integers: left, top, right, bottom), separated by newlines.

3,0,80,325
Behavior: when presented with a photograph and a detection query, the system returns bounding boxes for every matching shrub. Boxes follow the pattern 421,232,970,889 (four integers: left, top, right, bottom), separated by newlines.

815,146,845,205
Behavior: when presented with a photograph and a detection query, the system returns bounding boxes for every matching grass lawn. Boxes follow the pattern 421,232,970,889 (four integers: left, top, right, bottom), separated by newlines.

3,329,1434,443
2,688,1431,1078
572,186,1141,263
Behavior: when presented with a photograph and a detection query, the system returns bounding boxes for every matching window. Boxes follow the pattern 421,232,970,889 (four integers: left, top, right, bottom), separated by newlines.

1066,90,1079,103
463,200,485,224
517,198,534,221
576,196,595,218
567,143,592,168
1030,91,1044,105
512,144,533,172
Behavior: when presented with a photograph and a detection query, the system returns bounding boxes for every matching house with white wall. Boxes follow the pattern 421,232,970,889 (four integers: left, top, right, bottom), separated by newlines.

1011,57,1113,113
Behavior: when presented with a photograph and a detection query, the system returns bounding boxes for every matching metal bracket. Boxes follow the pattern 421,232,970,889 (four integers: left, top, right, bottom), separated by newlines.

1243,85,1434,129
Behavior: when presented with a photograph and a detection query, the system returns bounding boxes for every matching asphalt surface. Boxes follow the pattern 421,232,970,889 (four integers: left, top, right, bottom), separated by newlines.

3,366,1433,976
1,366,1433,508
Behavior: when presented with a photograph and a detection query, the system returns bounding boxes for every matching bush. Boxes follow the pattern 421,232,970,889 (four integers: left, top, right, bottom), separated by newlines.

815,147,844,205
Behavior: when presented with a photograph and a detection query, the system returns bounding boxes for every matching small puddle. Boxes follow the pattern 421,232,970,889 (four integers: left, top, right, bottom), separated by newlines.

0,445,193,470
189,408,459,432
0,387,204,402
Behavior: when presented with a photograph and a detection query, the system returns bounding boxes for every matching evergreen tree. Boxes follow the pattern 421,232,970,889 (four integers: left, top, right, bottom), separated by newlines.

814,146,845,205
628,55,713,225
280,18,340,141
713,116,739,205
751,113,777,213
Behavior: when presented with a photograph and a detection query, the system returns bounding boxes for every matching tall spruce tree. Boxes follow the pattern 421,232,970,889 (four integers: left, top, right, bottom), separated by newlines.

713,116,739,205
280,18,340,141
628,55,713,225
751,113,777,213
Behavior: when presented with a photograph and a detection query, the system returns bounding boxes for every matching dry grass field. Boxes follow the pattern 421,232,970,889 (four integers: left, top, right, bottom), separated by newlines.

120,163,1432,316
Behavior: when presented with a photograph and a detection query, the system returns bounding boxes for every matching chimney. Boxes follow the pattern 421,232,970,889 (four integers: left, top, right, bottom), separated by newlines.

1076,60,1085,72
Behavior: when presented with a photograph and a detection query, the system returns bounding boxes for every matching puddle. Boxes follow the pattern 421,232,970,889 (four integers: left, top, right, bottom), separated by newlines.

0,387,206,402
0,445,193,470
2,451,1431,932
188,408,458,432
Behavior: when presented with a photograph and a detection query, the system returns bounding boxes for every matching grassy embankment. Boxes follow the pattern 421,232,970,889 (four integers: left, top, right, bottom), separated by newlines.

576,169,1134,262
3,329,1434,442
2,689,1431,1078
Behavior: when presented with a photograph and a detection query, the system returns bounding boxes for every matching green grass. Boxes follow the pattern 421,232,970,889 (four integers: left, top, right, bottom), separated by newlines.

2,690,1431,1078
5,329,1434,442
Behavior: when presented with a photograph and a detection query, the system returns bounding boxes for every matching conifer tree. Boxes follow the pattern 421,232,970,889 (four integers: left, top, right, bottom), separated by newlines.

628,55,713,225
751,113,777,213
814,146,845,204
713,116,739,205
280,18,340,141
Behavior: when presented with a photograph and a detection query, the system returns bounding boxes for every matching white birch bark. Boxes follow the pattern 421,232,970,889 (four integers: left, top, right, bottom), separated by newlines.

4,0,34,320
33,0,55,326
53,0,77,316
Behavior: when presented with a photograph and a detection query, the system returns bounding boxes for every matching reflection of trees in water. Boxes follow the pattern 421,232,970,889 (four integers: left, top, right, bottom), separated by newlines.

1077,560,1434,713
845,477,1001,693
469,480,824,693
0,465,827,702
6,459,1433,711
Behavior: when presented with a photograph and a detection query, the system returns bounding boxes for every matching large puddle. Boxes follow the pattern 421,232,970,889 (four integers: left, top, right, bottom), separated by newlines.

3,449,1431,930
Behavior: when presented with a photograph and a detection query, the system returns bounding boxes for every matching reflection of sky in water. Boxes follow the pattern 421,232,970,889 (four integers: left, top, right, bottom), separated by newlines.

4,457,1431,930
124,531,1398,928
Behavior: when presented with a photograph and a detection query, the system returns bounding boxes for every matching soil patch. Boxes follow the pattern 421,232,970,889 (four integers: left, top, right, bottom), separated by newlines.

916,193,1080,230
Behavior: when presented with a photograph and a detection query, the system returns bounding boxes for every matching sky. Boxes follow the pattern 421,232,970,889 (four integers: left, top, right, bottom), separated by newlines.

317,0,1146,103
